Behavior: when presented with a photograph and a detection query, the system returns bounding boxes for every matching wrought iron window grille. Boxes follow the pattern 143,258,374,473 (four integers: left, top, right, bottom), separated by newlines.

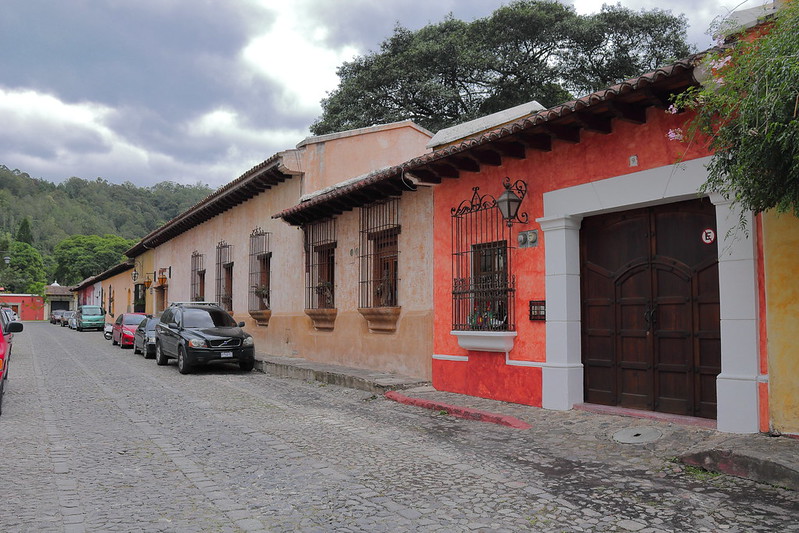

215,241,234,311
190,251,205,302
359,199,400,308
248,228,272,312
451,183,517,332
304,219,337,309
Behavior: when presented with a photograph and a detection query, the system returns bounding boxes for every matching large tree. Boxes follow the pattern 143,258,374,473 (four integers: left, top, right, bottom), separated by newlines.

674,1,799,219
311,0,692,135
52,234,137,285
0,241,46,294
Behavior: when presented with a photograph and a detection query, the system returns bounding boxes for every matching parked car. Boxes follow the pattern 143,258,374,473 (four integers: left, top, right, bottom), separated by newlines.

111,313,148,348
50,309,66,324
60,310,76,327
75,305,105,331
155,302,254,374
0,317,23,416
2,308,18,323
69,314,78,330
1,308,17,354
133,316,160,359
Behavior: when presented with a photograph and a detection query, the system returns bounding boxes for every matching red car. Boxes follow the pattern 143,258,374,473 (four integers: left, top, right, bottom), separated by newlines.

0,315,23,416
111,313,148,348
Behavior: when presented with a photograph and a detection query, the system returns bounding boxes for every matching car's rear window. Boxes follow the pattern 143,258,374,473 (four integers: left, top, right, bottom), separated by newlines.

182,308,237,328
122,314,147,326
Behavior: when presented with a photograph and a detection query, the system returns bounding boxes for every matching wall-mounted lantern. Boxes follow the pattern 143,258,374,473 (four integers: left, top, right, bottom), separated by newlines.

496,177,529,227
157,269,168,286
143,274,152,289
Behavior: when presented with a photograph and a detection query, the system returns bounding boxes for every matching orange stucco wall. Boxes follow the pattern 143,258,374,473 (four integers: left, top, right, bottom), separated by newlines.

432,107,712,405
137,122,434,379
298,121,432,194
762,210,799,434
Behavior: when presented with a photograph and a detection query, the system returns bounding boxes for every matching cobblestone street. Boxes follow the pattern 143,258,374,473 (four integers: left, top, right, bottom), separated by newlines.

2,322,797,532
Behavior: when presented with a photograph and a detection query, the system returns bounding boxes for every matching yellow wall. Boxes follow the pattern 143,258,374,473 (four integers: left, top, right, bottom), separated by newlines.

763,210,799,433
102,268,136,324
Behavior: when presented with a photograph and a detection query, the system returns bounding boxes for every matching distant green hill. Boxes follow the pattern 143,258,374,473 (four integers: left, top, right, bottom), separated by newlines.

0,164,213,256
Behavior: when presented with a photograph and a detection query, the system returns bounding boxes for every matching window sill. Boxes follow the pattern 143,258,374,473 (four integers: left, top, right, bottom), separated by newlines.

249,309,272,327
305,308,337,331
358,307,401,333
451,330,517,353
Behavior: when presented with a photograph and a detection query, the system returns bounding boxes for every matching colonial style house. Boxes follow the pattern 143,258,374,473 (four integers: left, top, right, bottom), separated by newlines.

71,262,135,322
289,51,789,435
125,121,435,379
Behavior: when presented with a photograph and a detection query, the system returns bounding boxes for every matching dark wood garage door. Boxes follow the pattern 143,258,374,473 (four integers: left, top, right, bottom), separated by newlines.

580,198,721,419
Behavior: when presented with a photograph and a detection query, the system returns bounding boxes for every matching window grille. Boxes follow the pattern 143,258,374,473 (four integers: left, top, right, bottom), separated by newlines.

451,186,516,331
133,283,146,313
190,251,205,302
359,199,400,308
215,241,234,311
304,219,336,309
248,228,271,311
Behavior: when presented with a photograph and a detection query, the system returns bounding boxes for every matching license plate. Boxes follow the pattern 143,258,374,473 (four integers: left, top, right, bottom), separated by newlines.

220,351,233,358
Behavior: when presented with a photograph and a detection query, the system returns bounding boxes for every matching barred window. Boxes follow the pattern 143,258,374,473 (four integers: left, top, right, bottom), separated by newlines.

215,241,234,311
304,220,336,309
451,186,515,331
248,229,271,311
359,199,400,308
133,283,146,313
190,251,205,302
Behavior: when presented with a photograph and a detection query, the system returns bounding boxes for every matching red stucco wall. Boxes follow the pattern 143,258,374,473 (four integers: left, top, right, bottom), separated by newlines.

432,107,712,405
0,294,45,320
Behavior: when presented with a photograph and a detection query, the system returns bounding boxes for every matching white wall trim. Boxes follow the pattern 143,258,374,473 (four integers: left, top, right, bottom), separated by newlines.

536,156,760,433
432,354,469,362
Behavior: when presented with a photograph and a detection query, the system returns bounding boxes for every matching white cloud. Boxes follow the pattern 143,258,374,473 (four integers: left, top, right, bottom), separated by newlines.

240,2,360,115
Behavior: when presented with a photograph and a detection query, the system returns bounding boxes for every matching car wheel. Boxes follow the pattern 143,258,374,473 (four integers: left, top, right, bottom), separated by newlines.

155,343,168,366
239,359,255,372
177,347,192,375
77,326,82,332
144,347,155,360
0,379,4,416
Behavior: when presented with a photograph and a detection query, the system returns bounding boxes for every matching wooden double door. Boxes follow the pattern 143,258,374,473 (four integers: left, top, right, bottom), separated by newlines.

580,199,721,419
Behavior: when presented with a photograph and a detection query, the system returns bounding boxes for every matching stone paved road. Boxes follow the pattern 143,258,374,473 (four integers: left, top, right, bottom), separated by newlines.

1,322,797,532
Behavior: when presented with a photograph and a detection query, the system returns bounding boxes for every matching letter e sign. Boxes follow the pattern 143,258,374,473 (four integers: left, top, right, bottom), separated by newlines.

701,228,716,244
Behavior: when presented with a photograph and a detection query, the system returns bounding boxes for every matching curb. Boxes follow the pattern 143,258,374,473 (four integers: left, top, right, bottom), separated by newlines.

384,391,533,429
679,448,799,491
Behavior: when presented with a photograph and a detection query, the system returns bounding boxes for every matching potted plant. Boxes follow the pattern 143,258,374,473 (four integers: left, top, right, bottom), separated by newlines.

314,281,334,308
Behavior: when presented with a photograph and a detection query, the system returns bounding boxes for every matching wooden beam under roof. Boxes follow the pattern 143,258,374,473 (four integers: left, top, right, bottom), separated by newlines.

574,112,612,134
515,131,552,152
543,123,580,143
606,101,647,124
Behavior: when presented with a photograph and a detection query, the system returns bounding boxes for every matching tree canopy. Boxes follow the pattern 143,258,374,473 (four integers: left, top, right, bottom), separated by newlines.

52,234,138,286
673,1,799,218
0,240,46,294
311,0,692,135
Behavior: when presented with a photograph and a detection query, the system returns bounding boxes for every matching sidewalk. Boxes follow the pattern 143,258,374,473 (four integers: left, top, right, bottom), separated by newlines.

255,354,799,491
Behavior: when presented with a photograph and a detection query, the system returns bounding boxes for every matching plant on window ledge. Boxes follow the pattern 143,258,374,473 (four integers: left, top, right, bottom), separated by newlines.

251,285,270,307
315,281,334,307
468,303,506,330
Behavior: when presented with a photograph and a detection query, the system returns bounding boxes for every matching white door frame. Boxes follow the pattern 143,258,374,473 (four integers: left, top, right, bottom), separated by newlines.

537,157,759,433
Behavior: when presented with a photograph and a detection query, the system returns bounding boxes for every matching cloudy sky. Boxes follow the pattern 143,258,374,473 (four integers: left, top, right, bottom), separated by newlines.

0,0,768,189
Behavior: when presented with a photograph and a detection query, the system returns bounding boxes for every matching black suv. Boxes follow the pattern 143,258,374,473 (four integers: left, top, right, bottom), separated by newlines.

154,302,255,374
